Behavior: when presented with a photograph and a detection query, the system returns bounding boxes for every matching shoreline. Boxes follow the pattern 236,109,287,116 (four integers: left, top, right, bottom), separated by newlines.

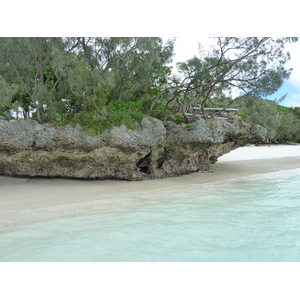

1,145,300,229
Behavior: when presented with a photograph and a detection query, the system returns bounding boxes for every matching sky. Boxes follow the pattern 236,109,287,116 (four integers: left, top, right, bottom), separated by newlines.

269,41,300,107
169,37,300,108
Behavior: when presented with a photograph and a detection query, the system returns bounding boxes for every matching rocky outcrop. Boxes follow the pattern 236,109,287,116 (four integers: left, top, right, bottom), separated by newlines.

0,113,266,180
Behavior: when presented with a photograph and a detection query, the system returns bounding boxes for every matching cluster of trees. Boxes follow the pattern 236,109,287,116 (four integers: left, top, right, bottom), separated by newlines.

0,37,299,141
234,96,300,143
0,37,175,124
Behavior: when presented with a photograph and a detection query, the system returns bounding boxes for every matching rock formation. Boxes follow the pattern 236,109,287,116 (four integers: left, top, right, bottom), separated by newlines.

0,113,266,180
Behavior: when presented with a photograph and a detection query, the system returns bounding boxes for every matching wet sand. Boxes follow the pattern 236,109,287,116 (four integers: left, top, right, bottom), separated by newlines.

1,145,300,228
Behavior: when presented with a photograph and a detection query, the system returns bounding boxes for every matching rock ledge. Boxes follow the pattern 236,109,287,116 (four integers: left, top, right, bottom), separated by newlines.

0,114,266,180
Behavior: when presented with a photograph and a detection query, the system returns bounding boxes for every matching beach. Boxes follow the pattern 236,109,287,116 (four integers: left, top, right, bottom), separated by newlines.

1,144,300,229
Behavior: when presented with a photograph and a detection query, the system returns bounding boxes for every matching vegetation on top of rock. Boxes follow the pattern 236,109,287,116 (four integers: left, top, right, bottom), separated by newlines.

0,37,299,142
61,100,150,134
232,96,300,143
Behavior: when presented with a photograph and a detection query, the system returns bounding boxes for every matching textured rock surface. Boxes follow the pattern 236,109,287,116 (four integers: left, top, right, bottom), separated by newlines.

0,113,266,180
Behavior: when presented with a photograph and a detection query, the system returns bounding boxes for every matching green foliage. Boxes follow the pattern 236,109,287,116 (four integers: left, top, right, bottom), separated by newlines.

98,110,137,132
0,76,18,109
150,102,167,118
0,37,69,122
238,113,250,122
185,124,196,129
205,121,214,129
149,102,177,121
66,98,185,134
293,107,300,119
1,36,299,140
140,99,152,112
173,114,185,125
67,101,148,134
276,105,294,115
235,96,300,142
174,37,298,115
110,100,142,112
0,37,175,123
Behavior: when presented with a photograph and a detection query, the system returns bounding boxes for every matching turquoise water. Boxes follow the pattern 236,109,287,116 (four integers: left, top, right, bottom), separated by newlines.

1,169,300,262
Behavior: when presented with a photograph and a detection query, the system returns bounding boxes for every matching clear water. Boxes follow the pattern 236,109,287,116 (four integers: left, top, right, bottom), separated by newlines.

1,169,300,262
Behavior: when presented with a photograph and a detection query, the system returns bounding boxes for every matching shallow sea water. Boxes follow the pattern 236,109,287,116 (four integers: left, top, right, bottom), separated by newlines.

1,169,300,262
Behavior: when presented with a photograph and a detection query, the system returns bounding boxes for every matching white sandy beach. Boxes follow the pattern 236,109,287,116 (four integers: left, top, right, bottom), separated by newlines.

1,144,300,229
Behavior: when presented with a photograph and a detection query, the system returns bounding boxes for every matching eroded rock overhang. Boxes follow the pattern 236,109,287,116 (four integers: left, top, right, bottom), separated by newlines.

0,114,267,180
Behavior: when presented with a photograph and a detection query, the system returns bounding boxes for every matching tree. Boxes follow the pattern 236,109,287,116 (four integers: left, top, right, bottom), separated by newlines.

0,37,175,123
0,37,66,123
0,75,18,112
172,37,298,121
293,107,300,119
235,96,300,142
55,37,175,118
108,38,174,104
2,36,298,138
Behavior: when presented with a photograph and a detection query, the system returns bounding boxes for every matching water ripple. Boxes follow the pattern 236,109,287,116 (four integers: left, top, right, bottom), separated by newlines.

1,170,300,261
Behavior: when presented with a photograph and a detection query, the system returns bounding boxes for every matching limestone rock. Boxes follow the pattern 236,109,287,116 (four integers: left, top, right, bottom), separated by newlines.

0,114,266,180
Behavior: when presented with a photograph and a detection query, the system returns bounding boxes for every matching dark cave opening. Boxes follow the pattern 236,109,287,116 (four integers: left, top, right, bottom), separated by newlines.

136,152,152,174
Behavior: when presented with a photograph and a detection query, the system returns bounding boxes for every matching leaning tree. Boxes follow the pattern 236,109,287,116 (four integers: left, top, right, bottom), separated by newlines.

171,37,298,121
